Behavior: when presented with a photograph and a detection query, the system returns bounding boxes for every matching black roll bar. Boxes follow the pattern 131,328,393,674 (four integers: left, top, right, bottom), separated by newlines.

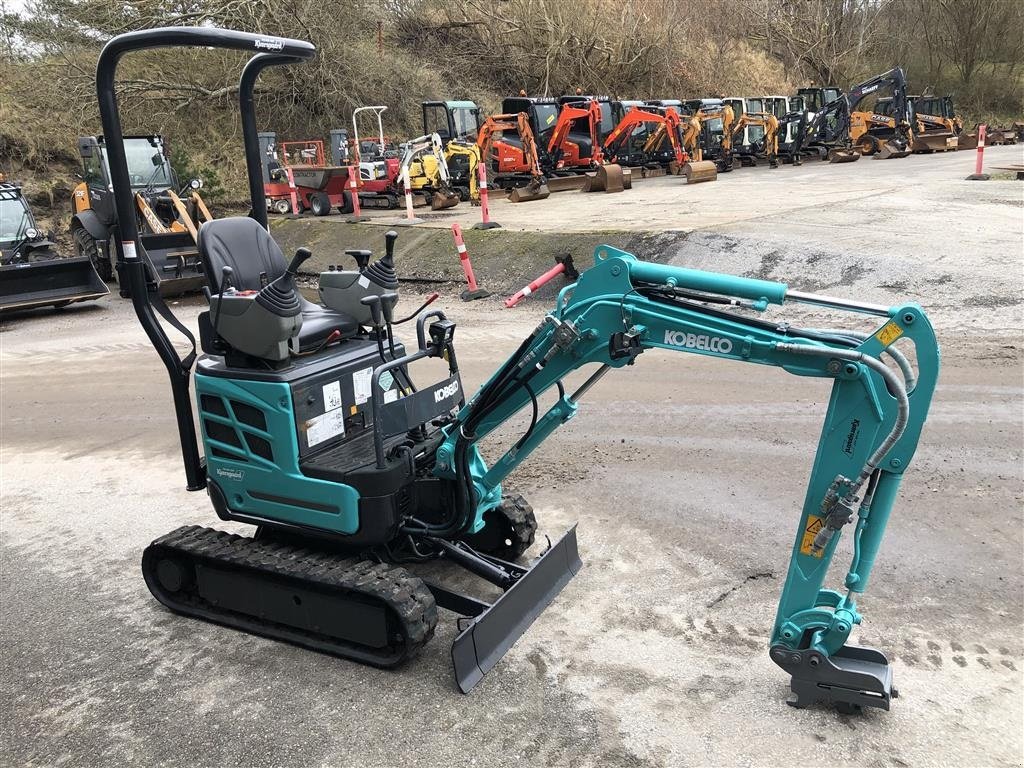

95,27,315,490
240,53,308,227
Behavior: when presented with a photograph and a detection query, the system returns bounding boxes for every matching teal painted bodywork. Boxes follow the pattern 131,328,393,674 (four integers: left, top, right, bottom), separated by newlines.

195,372,361,534
438,244,939,660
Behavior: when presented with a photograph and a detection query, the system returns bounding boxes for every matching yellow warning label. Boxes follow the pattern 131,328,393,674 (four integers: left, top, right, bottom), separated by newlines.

800,515,826,558
875,321,904,346
546,114,556,125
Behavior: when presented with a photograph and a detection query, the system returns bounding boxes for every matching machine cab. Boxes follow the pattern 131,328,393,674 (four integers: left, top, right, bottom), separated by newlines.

501,96,560,147
421,100,481,146
558,94,614,143
0,181,47,263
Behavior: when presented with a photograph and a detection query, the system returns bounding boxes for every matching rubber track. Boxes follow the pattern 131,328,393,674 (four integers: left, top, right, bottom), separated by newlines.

144,525,438,666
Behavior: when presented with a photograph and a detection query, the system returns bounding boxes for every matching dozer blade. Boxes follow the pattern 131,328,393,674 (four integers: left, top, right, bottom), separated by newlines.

682,160,718,183
874,141,911,159
0,256,108,314
508,180,551,203
828,148,860,163
582,164,626,193
450,525,582,693
430,190,460,211
544,175,589,193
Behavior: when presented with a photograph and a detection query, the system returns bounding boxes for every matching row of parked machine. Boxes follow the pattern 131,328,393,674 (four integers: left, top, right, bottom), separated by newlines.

1,66,1018,315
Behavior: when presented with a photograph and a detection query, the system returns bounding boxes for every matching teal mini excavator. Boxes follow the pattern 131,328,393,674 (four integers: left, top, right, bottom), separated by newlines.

100,28,938,711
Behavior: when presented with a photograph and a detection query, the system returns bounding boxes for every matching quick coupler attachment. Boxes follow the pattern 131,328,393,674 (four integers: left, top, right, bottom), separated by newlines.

770,644,896,713
448,525,582,693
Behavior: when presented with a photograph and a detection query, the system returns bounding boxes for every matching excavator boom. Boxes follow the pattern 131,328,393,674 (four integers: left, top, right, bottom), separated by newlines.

477,113,550,202
435,245,938,712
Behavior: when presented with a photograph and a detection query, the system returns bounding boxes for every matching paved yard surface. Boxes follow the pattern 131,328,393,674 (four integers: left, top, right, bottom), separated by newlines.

2,150,1022,767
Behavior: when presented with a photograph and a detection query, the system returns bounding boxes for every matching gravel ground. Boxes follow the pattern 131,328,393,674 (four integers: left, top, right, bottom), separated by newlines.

1,153,1022,767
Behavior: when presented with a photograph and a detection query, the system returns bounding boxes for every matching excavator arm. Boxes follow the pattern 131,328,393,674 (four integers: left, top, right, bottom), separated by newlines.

445,140,482,203
432,245,938,712
399,133,452,185
606,106,689,167
731,112,780,166
800,69,912,161
399,133,460,209
477,113,550,201
547,100,605,167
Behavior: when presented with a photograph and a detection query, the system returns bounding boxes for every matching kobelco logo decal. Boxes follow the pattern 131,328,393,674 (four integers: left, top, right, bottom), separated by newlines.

254,38,285,51
434,381,460,403
664,330,733,354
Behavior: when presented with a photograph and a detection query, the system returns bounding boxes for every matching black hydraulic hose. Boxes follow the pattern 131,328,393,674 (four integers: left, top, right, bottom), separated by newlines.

637,287,861,348
514,382,539,451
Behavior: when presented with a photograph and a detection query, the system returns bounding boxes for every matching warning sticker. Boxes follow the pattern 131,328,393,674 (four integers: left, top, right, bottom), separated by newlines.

875,321,903,346
306,408,345,447
384,389,399,404
379,370,394,390
322,380,342,412
352,366,373,405
799,515,826,558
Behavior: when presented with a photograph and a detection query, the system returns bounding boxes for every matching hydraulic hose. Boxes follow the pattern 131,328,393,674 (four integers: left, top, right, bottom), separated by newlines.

776,343,910,498
807,328,917,392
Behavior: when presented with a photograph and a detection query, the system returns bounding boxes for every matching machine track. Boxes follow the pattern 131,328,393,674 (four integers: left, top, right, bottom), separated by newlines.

143,525,438,667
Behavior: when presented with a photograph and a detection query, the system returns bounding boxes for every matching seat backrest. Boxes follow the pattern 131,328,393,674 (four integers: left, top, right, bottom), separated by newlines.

198,217,285,294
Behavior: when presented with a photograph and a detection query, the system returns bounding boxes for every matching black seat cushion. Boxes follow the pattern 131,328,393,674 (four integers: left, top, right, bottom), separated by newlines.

297,296,358,350
198,217,359,350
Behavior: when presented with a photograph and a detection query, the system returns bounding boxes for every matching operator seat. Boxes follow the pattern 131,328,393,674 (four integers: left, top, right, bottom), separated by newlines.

198,217,358,351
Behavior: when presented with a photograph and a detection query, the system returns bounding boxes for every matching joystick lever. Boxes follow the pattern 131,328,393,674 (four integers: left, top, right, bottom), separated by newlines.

360,295,383,329
383,230,398,266
345,249,372,271
287,247,313,275
379,292,399,325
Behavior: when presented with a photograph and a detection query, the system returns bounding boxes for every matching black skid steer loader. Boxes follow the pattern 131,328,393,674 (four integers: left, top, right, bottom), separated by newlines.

0,180,107,314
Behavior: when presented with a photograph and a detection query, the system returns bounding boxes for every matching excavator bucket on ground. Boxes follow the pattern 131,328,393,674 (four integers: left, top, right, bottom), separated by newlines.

430,189,460,210
0,256,108,314
875,140,912,159
582,164,628,193
681,160,718,183
507,179,551,203
828,148,860,163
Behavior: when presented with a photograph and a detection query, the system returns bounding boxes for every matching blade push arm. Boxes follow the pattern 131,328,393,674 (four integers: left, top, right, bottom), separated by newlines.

435,245,938,707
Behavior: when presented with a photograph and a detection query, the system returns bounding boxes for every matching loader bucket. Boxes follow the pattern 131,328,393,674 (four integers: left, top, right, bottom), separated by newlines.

140,232,205,298
0,256,108,314
912,133,958,153
544,175,589,194
874,141,911,159
827,148,860,163
682,160,718,183
450,525,582,693
430,189,460,211
582,164,626,193
508,180,551,203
